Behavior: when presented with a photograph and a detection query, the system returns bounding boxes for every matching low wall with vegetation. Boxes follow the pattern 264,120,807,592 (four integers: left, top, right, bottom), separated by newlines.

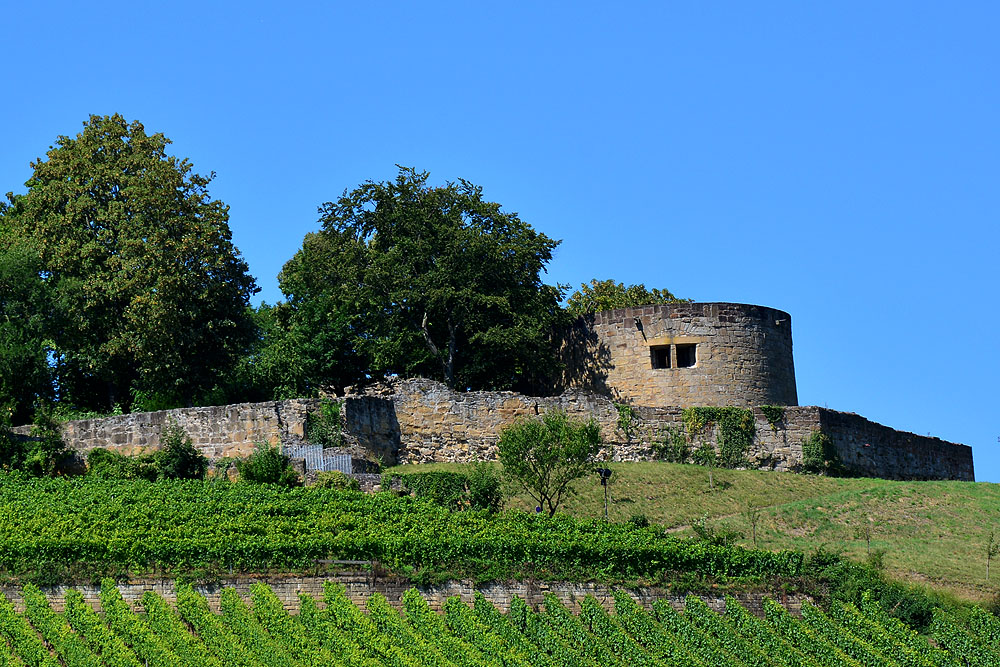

0,573,809,617
13,378,973,481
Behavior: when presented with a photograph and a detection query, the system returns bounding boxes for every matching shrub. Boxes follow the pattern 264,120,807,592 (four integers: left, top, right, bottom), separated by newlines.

305,399,343,448
87,448,158,481
498,411,601,517
383,465,502,512
653,427,690,463
0,405,71,476
312,470,360,491
802,429,840,474
467,464,502,512
236,443,300,486
155,421,208,480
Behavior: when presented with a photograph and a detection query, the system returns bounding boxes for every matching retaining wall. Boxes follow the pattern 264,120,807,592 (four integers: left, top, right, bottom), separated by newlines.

0,573,809,618
12,379,974,481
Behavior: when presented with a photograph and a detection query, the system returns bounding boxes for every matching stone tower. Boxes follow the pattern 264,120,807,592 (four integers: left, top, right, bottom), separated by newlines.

563,302,797,407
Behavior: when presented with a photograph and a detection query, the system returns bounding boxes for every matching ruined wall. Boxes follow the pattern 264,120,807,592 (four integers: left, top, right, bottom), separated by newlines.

564,302,798,408
385,379,973,481
11,397,397,464
13,379,972,481
0,573,809,617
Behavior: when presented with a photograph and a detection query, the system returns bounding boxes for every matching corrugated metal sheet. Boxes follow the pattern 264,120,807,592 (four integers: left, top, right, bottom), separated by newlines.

283,444,353,473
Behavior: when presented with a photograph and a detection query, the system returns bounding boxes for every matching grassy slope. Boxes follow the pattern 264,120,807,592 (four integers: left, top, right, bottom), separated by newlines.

385,461,1000,602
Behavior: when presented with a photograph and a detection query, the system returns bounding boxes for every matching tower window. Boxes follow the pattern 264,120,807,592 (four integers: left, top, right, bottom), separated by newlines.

676,343,697,368
650,346,670,369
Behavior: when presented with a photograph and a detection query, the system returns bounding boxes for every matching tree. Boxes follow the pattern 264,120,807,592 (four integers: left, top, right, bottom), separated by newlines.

987,531,999,582
498,411,601,517
278,167,566,393
0,236,55,423
4,114,258,411
565,279,687,317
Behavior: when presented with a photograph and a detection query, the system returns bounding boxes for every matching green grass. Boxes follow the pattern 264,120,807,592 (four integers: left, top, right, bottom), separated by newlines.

385,461,1000,602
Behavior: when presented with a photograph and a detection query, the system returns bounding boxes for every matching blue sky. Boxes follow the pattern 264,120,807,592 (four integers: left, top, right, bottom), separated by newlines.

3,2,997,479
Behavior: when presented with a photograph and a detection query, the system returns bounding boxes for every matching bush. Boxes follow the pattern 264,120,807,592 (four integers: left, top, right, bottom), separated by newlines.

236,443,300,486
305,399,343,448
0,405,71,476
87,448,158,481
653,427,690,463
498,411,601,517
155,421,208,480
802,429,841,474
383,465,502,512
312,470,360,491
467,464,502,512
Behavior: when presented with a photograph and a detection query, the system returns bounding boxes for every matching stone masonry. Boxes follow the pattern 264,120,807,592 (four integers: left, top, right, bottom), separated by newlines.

0,573,809,618
563,302,798,407
16,377,973,481
9,302,973,481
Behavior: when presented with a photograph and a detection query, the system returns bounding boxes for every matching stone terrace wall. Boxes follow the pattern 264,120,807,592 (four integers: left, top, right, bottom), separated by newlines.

14,400,320,460
386,379,973,481
12,397,400,464
0,573,809,618
12,378,973,481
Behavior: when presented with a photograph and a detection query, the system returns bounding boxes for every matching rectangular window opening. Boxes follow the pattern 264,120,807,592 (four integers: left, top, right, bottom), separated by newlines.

676,343,697,368
650,346,670,369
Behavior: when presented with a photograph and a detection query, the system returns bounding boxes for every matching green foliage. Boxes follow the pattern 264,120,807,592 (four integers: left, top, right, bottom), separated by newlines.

385,466,501,512
759,404,785,432
236,443,300,486
0,406,71,476
467,464,503,513
155,420,208,480
682,406,755,468
4,113,258,412
565,278,688,317
305,399,343,448
653,427,690,462
692,441,717,467
498,411,602,517
0,473,806,584
802,429,841,474
3,583,983,667
278,166,566,393
0,240,55,424
692,514,743,547
87,448,159,481
614,402,639,443
311,470,361,491
87,421,206,481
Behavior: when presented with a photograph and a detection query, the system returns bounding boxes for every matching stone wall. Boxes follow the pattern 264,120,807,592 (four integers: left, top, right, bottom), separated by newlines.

13,378,973,481
15,399,319,460
0,573,809,618
384,379,973,481
563,303,798,408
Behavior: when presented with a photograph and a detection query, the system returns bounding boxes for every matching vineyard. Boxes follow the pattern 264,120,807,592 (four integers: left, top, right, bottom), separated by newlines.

0,581,997,666
0,474,802,584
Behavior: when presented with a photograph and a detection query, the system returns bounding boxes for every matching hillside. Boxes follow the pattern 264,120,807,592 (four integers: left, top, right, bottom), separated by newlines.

387,461,1000,602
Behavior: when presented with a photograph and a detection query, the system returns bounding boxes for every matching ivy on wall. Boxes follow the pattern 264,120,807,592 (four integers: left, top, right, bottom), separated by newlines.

759,405,785,433
681,407,755,468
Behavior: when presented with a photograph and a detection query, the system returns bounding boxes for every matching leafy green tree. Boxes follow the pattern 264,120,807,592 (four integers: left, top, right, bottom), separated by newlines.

565,279,687,317
0,237,55,423
4,114,258,411
498,411,601,516
278,167,566,393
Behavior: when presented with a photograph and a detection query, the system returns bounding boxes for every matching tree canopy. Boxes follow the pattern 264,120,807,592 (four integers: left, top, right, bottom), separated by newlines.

273,167,566,394
0,238,54,423
3,114,258,411
565,279,687,317
498,411,602,517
